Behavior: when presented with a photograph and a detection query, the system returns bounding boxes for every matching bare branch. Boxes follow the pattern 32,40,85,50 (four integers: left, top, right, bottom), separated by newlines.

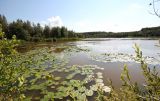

152,0,160,18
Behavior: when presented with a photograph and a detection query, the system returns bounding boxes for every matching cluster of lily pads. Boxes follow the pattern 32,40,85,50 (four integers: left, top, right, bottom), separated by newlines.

90,53,160,65
16,45,111,101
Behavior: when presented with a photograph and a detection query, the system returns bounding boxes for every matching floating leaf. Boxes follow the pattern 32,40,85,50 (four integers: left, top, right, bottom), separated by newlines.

54,76,61,81
90,85,98,91
77,93,87,101
78,86,86,93
85,89,94,96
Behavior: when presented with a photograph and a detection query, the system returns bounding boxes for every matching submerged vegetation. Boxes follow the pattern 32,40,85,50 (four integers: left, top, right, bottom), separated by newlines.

0,24,160,101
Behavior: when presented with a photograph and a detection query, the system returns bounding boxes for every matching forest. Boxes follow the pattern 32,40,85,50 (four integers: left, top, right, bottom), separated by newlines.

1,14,160,42
81,27,160,38
0,15,83,42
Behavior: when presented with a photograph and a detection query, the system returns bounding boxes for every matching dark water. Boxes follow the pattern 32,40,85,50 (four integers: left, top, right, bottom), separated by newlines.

21,38,160,88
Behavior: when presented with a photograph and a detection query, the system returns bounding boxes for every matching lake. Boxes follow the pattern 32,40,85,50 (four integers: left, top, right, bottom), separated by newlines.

20,38,160,100
67,38,160,87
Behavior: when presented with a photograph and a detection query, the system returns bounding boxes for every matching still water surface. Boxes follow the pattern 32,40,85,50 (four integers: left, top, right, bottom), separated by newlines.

66,38,160,87
23,38,160,88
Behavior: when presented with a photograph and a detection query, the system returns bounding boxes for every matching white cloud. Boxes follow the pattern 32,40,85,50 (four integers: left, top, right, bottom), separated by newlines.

47,16,63,27
41,16,63,27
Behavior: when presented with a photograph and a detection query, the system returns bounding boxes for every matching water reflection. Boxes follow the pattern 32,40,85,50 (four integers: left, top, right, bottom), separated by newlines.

21,38,160,88
67,38,160,87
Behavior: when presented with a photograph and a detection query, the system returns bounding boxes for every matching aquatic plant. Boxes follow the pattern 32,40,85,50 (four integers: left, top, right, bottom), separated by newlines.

103,44,160,101
90,52,160,65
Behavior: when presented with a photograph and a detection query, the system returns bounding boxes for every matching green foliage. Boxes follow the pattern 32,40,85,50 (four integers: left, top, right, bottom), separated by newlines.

8,19,31,40
33,23,43,38
0,24,25,100
61,26,68,38
134,44,160,100
0,15,8,33
43,25,50,38
0,14,83,41
81,26,160,38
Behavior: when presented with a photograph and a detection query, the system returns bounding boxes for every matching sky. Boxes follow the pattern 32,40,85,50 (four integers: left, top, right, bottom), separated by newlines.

0,0,160,32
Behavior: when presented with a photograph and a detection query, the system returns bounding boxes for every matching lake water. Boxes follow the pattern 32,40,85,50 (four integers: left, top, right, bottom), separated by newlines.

61,38,159,88
22,38,160,88
18,38,160,100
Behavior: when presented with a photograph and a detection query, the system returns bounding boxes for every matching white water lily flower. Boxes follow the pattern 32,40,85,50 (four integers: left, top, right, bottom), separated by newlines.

103,86,111,93
98,75,103,79
97,82,104,87
96,79,103,83
96,72,102,76
100,68,104,70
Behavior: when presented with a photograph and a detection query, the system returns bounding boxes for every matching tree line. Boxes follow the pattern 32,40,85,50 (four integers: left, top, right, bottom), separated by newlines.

1,14,160,40
81,27,160,38
0,15,83,41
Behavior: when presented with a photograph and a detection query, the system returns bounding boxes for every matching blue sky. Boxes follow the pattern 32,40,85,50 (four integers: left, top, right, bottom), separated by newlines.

0,0,160,32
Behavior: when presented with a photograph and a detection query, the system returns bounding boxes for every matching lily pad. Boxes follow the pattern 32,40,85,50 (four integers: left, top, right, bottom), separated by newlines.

78,86,86,93
90,85,98,91
85,89,94,96
54,76,61,81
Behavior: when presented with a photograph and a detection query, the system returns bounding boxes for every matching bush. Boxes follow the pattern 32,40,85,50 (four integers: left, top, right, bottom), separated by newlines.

0,24,26,100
